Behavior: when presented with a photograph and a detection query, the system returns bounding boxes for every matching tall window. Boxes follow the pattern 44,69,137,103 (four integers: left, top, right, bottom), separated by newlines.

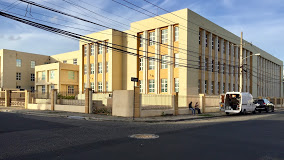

199,31,201,44
106,42,109,53
212,60,214,72
31,61,35,68
161,29,168,44
139,34,143,47
16,59,21,67
161,79,168,93
174,26,179,41
106,82,109,92
91,44,94,56
84,65,87,75
218,62,220,73
205,80,207,93
175,78,179,93
149,32,155,46
68,85,74,94
98,44,103,54
91,64,94,74
175,53,179,68
205,58,208,71
98,63,102,73
68,71,75,79
98,82,103,92
161,55,168,69
42,72,45,80
149,58,155,70
84,45,87,56
223,63,226,74
218,41,220,51
212,37,214,49
139,58,143,71
16,72,21,80
91,82,94,91
106,62,109,73
205,34,208,47
139,80,143,93
211,81,214,93
223,83,225,93
50,70,55,79
218,82,220,94
149,80,155,93
42,85,46,93
31,73,35,81
73,59,77,65
31,86,35,92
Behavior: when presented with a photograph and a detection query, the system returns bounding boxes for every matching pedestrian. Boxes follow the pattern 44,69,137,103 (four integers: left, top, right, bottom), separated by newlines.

195,102,201,114
188,101,195,115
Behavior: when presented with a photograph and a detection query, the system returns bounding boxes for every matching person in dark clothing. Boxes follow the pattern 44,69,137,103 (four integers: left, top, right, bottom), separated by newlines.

195,102,201,114
188,101,195,115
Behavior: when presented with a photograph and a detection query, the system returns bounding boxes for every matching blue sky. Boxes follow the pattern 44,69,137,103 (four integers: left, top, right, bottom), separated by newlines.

0,0,283,62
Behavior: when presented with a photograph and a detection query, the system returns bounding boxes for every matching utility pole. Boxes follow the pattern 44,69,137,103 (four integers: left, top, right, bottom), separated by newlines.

240,32,243,93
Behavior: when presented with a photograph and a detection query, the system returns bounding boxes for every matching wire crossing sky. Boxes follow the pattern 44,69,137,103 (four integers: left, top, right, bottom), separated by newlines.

0,0,283,65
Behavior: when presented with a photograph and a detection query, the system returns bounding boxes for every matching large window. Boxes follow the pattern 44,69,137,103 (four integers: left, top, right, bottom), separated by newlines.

161,29,168,44
91,64,94,74
161,55,168,69
50,70,55,79
149,58,155,70
211,81,214,93
106,82,109,92
139,34,143,47
91,44,94,56
98,62,102,73
161,79,167,93
42,72,46,80
84,45,87,56
84,65,87,75
31,61,35,68
68,85,74,94
149,80,155,93
205,34,208,47
139,58,143,71
42,85,46,93
68,71,75,79
175,78,179,93
149,32,155,46
98,44,103,54
16,72,21,80
106,62,109,73
73,59,77,65
205,58,208,71
106,42,109,53
139,80,143,93
175,53,179,68
16,59,21,67
174,26,179,41
98,82,103,92
91,82,94,91
31,73,35,81
205,80,207,93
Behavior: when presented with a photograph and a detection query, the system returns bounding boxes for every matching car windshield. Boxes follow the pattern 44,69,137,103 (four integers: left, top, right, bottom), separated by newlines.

254,100,264,104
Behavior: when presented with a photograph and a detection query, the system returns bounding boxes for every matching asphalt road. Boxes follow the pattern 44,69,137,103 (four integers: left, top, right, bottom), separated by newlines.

0,111,283,160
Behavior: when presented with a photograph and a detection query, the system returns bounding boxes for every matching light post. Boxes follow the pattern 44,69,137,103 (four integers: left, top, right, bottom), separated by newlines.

240,53,261,93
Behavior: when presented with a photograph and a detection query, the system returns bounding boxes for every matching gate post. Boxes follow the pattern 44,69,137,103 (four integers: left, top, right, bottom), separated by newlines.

174,93,179,116
5,90,11,107
24,90,30,109
51,89,57,111
199,94,205,113
134,86,140,118
85,88,92,114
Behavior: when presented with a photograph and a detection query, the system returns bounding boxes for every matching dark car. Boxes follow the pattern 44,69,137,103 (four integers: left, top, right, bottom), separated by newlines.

253,99,274,113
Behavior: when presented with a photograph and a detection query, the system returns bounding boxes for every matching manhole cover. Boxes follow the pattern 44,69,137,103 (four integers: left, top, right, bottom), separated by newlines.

129,134,159,139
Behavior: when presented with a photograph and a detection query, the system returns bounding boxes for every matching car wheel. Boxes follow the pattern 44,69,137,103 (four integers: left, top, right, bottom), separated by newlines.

252,109,256,114
272,106,274,112
243,110,247,115
226,112,229,115
266,107,269,113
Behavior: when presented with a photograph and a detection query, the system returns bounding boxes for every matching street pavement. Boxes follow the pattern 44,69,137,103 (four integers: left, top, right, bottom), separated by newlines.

0,108,283,160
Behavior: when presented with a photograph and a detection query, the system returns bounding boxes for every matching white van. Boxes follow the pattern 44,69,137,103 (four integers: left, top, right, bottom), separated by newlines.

223,92,256,115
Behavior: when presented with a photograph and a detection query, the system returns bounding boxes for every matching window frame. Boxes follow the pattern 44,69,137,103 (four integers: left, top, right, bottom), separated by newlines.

98,62,103,73
149,58,155,70
174,26,179,41
175,78,179,93
149,79,155,93
161,29,168,44
31,73,35,81
16,59,21,67
161,79,168,93
16,72,21,80
98,82,103,92
149,32,155,46
31,61,35,68
161,55,168,69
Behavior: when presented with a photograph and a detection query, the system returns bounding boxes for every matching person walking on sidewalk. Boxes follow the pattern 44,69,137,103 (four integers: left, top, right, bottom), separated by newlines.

195,102,201,114
188,101,195,115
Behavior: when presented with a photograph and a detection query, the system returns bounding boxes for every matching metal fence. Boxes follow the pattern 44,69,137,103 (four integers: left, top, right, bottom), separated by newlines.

57,91,84,106
140,94,173,110
11,91,25,107
0,91,5,106
30,91,51,99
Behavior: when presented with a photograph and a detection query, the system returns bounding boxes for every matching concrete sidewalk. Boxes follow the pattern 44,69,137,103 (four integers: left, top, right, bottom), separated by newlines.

0,106,283,123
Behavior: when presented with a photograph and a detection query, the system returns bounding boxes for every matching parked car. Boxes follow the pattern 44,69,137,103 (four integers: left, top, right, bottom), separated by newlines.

253,99,274,113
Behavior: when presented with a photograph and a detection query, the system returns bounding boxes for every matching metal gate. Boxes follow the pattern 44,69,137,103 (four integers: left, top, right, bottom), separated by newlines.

11,91,25,107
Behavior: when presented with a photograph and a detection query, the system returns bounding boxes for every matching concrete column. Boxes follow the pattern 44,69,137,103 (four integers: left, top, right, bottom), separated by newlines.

51,89,57,111
102,41,106,92
230,44,234,91
243,49,246,92
86,44,91,88
225,41,229,92
247,52,250,93
168,25,174,95
24,90,29,109
214,36,219,94
235,46,239,92
85,88,92,114
201,30,206,93
155,28,160,94
134,86,140,118
199,94,205,113
5,90,11,107
94,43,98,92
143,31,148,94
220,39,224,93
174,93,178,115
208,33,212,94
